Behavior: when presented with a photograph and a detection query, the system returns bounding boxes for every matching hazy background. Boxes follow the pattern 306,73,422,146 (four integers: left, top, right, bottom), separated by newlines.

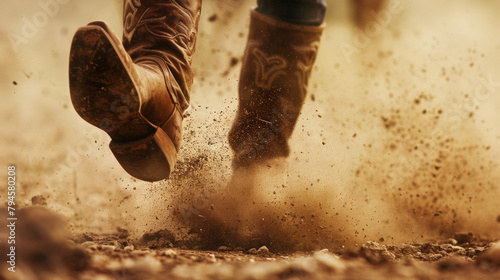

1,0,500,248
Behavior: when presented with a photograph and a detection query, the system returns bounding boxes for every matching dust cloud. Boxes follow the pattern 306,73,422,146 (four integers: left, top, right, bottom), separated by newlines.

1,0,500,252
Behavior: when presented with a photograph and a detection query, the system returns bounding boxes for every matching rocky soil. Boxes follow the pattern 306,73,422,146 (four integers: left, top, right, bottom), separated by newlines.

1,207,500,280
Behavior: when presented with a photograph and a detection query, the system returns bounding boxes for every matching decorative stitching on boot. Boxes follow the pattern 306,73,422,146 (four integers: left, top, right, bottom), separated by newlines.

293,41,320,98
123,1,167,44
251,48,288,90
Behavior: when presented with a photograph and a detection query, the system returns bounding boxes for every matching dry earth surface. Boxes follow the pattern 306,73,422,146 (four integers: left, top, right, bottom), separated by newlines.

1,0,500,279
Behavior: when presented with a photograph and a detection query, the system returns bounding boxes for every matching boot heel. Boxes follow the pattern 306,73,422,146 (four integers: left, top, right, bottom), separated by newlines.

109,128,177,182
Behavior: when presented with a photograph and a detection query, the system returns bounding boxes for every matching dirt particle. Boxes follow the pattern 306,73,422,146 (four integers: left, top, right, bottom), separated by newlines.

208,14,217,22
117,227,129,239
31,195,48,206
230,57,239,67
381,117,396,129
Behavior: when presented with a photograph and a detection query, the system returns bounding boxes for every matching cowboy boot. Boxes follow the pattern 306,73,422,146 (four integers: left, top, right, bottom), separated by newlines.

69,0,201,181
228,8,325,167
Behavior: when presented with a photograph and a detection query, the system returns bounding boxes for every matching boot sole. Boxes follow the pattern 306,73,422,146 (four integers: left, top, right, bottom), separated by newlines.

69,23,176,181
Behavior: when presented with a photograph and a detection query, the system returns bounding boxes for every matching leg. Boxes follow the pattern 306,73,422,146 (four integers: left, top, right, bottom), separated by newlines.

228,0,326,167
69,0,201,181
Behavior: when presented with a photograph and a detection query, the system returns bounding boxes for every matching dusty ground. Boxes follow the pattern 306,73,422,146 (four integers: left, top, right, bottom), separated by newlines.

2,0,500,279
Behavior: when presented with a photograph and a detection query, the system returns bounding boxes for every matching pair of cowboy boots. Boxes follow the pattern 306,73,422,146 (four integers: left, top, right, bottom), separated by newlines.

69,0,324,181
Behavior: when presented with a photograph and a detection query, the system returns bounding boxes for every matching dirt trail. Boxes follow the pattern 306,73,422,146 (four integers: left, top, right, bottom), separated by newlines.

1,0,500,279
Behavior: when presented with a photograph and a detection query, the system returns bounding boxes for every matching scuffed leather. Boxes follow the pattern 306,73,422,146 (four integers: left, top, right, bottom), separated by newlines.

123,0,202,116
228,9,324,167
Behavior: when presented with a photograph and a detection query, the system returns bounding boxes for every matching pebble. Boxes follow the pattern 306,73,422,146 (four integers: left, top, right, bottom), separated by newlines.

448,238,458,245
207,253,217,263
162,249,178,257
257,246,270,255
247,248,258,255
381,250,396,262
124,245,134,252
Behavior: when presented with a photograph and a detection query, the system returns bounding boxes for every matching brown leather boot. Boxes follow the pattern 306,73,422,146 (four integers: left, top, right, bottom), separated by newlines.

69,0,201,181
228,9,324,167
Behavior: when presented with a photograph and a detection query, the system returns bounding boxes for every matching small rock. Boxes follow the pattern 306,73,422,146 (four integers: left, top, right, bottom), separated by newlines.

257,246,270,255
448,238,458,245
234,247,245,252
31,195,48,206
207,253,217,263
380,250,396,262
162,249,178,257
124,245,134,252
247,248,258,255
117,227,129,239
475,247,485,253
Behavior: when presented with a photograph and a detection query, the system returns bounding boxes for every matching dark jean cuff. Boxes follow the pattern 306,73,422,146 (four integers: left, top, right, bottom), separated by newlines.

256,0,326,26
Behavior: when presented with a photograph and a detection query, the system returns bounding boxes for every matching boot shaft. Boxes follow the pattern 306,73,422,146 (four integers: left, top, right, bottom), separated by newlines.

122,0,202,112
229,9,324,166
238,9,324,134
